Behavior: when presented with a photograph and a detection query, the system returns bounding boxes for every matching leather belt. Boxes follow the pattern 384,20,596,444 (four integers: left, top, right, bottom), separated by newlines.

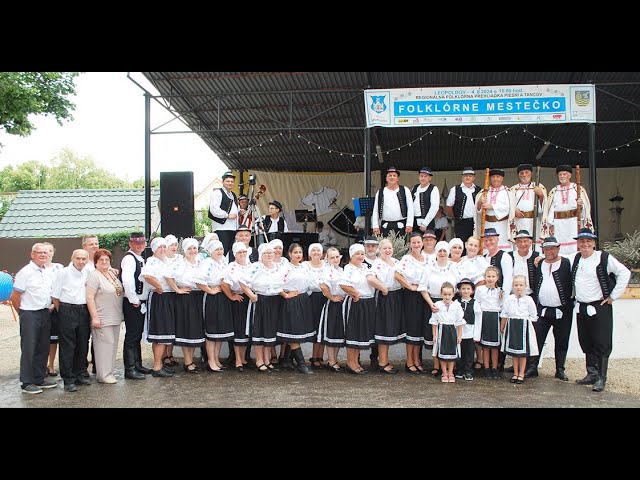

60,302,87,309
520,211,535,218
485,214,509,222
554,209,578,219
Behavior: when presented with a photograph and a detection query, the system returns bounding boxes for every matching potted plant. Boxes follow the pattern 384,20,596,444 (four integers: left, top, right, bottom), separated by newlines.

603,230,640,298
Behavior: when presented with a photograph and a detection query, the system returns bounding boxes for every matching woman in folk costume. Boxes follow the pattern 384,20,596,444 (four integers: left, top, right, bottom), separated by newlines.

317,247,346,371
475,168,514,252
508,163,547,251
304,243,329,369
197,240,235,373
541,164,593,255
268,238,288,364
223,242,253,371
161,234,182,367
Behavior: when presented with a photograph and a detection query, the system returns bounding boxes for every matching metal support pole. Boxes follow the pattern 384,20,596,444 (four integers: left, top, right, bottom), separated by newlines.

588,123,599,248
239,167,245,196
144,92,151,244
364,128,372,235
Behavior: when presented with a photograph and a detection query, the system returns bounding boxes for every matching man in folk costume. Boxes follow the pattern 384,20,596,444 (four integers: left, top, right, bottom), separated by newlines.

411,167,439,233
372,166,414,238
237,195,253,230
209,170,241,255
524,236,573,380
475,168,513,252
446,166,481,244
542,165,592,255
570,228,630,392
261,200,289,235
508,163,547,251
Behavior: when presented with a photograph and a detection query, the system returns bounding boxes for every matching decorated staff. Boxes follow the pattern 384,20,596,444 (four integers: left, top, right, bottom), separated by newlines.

479,168,490,252
508,164,547,250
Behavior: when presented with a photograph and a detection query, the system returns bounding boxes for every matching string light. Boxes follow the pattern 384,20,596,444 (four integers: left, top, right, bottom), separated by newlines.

522,127,640,154
222,133,281,156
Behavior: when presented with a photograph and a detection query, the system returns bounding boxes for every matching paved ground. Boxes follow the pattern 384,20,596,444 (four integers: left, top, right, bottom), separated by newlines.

2,305,639,408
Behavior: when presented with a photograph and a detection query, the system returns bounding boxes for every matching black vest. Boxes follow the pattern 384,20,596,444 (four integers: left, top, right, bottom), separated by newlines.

262,216,285,233
453,184,481,220
535,257,572,307
460,298,476,325
411,184,434,219
208,188,238,224
377,186,408,221
487,250,505,289
571,252,617,300
119,252,144,295
508,250,540,303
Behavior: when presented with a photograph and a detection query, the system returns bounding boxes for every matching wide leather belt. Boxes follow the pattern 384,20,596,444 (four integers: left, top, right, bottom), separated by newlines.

485,214,509,222
520,210,535,218
60,302,87,309
554,209,578,219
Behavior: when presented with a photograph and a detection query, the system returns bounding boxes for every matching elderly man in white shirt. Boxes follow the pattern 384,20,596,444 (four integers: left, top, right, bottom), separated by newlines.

10,243,59,394
52,249,91,392
568,228,630,392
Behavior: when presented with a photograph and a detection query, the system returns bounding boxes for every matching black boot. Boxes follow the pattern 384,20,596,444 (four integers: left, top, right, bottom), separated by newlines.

135,343,153,375
370,344,379,368
222,341,235,366
291,348,313,374
592,356,609,392
524,356,539,378
278,345,295,370
200,346,208,368
576,353,599,385
124,347,145,380
554,350,569,381
497,351,506,372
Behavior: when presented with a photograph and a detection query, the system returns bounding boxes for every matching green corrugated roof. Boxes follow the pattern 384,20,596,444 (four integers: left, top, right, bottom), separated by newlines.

0,189,160,238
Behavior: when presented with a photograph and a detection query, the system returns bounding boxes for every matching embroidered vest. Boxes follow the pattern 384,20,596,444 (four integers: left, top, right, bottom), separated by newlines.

453,184,481,220
411,184,434,219
488,250,505,289
209,188,238,224
508,250,540,302
377,186,408,221
119,252,144,295
571,252,617,300
535,257,572,307
262,216,285,233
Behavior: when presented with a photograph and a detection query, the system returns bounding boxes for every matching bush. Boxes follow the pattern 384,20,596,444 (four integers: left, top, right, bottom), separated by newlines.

97,231,132,253
604,230,640,284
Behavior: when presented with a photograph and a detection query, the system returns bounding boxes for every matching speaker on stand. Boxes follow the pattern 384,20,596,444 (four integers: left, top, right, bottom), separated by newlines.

160,171,195,239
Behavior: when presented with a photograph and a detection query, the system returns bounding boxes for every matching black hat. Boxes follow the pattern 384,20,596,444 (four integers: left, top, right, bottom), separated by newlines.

269,200,283,211
457,278,475,290
129,231,147,243
482,228,499,237
489,168,505,177
514,229,533,239
386,166,400,175
541,236,560,248
419,167,433,176
363,235,379,245
517,163,533,173
574,227,598,240
556,164,572,174
462,167,475,175
236,225,251,233
238,194,248,201
221,170,236,180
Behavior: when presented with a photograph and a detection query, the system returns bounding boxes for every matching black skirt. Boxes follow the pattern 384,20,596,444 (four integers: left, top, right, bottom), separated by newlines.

309,291,325,340
277,293,316,344
230,295,251,346
423,296,441,347
317,299,345,347
146,291,176,345
435,323,459,360
404,289,426,345
343,296,376,350
49,309,59,344
204,291,234,341
480,311,501,348
173,290,205,347
375,289,406,345
503,318,532,357
251,294,281,346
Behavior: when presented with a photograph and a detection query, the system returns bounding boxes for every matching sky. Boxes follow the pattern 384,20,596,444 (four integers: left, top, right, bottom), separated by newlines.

0,72,228,193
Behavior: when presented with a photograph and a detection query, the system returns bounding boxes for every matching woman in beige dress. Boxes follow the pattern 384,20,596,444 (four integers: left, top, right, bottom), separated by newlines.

86,249,124,384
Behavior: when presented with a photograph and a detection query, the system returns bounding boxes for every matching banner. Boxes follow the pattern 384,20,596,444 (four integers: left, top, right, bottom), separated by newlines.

365,84,595,127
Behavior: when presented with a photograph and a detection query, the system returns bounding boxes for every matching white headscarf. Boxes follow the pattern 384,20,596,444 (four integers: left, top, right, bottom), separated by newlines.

435,240,450,255
150,237,167,253
232,242,248,256
449,238,464,250
207,240,224,254
308,243,323,257
269,239,283,250
349,243,365,258
182,238,199,253
165,234,178,246
258,243,274,261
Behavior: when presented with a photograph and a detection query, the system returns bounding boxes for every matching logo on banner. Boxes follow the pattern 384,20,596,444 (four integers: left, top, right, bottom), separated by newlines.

370,95,387,113
574,90,591,107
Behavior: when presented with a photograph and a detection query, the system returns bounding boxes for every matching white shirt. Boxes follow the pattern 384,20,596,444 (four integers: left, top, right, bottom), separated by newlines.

140,256,172,293
165,257,203,290
52,264,89,305
475,285,503,312
372,258,402,289
547,183,578,226
434,215,448,230
538,259,563,307
456,255,489,285
513,183,538,214
418,261,460,297
300,187,339,216
13,261,52,310
281,263,314,295
241,262,286,296
501,294,538,322
477,185,510,219
429,300,465,326
320,266,344,296
223,261,253,293
198,257,227,288
459,298,482,339
569,251,631,302
304,262,326,292
397,253,428,284
371,186,415,229
446,183,477,219
121,251,145,304
413,184,440,228
209,188,239,231
266,216,289,233
339,263,376,297
512,250,533,295
318,229,337,248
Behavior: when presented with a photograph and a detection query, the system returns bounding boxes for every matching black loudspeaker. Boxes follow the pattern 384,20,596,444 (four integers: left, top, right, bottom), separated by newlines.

160,171,195,239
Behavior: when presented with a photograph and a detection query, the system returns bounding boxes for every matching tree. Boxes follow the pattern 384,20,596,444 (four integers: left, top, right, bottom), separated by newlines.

0,161,48,191
131,178,160,189
46,148,129,189
0,72,79,147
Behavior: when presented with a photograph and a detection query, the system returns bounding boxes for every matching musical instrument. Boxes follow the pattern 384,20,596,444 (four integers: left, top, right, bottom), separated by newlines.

480,167,490,251
246,183,269,244
576,164,582,232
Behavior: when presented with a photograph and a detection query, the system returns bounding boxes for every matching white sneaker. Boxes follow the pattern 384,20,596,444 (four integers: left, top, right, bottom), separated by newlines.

99,375,117,384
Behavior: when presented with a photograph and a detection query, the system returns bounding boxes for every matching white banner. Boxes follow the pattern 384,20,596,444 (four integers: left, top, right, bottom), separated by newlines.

365,84,595,127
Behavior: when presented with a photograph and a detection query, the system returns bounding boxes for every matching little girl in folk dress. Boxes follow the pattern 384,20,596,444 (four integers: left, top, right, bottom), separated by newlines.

430,282,465,383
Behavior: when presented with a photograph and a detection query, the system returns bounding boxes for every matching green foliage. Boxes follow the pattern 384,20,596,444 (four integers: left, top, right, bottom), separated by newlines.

97,231,132,253
604,230,640,283
0,72,78,146
46,148,129,189
381,230,409,259
0,197,13,221
195,208,211,237
0,161,48,191
131,178,160,189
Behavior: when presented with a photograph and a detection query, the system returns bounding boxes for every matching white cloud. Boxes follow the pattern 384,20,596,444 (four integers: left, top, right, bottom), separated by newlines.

0,72,228,193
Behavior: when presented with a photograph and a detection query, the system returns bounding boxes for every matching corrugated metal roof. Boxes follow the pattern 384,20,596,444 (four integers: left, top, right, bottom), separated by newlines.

142,72,640,172
0,189,160,238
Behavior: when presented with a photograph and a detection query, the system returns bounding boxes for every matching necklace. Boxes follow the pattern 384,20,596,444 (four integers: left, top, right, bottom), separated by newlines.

101,270,122,296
